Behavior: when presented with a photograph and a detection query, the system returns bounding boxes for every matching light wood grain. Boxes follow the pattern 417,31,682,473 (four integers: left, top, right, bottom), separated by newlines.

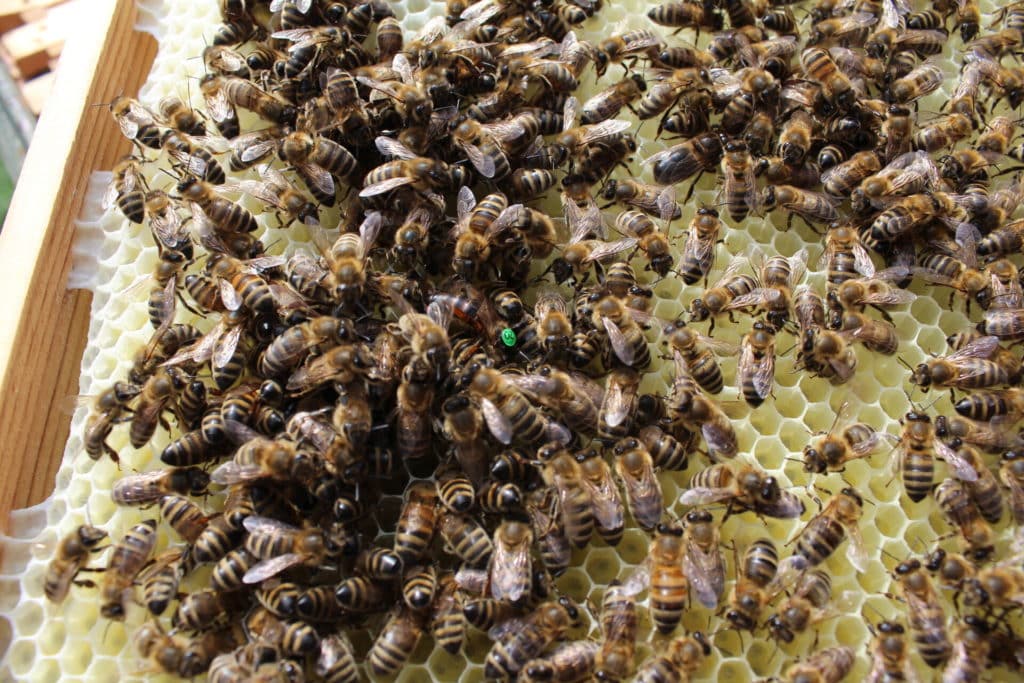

0,0,157,532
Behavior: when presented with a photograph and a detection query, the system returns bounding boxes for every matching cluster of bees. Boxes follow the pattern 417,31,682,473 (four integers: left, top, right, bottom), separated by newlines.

36,0,1024,678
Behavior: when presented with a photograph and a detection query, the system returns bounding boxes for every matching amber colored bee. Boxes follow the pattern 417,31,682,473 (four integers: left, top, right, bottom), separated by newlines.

100,519,158,620
782,646,854,683
803,403,890,473
575,448,625,545
726,537,780,631
109,95,162,150
484,597,581,680
893,558,952,667
537,442,595,548
490,520,532,605
682,463,804,519
84,381,141,463
793,487,867,571
911,335,1013,392
688,256,758,332
936,478,994,559
43,525,108,604
526,489,572,578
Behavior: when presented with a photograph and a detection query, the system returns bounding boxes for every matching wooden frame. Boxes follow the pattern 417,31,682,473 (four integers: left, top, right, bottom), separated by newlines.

0,0,157,531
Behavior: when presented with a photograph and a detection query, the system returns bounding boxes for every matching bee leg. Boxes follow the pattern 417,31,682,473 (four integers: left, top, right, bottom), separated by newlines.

72,579,98,588
682,172,705,204
104,443,122,466
869,304,894,324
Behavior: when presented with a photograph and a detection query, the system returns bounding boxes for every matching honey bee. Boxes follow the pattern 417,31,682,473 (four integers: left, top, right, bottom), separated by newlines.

867,620,916,683
601,179,682,221
490,520,532,604
801,47,855,110
469,366,569,447
109,95,162,150
208,75,296,125
598,368,634,444
720,140,759,223
130,368,189,448
634,632,711,682
646,132,723,189
889,58,943,103
104,156,149,225
522,641,600,683
726,538,780,631
737,320,776,406
441,395,487,485
681,463,805,519
936,479,994,558
317,633,359,683
537,442,595,548
767,570,840,643
802,402,891,473
258,316,354,378
43,524,108,603
728,249,807,331
593,581,638,681
483,597,580,680
667,354,739,460
912,335,1014,393
611,437,663,530
100,519,158,619
893,558,952,667
897,411,969,503
913,113,972,153
678,207,721,285
241,516,331,583
394,481,439,566
822,151,883,198
575,448,625,545
440,512,493,568
361,137,464,199
761,185,840,230
580,74,647,124
834,311,899,355
614,210,674,276
676,508,724,609
782,646,854,683
663,320,737,395
688,256,758,330
946,439,1004,524
965,564,1024,610
83,381,141,463
526,489,572,577
590,294,651,370
792,487,867,571
210,423,313,486
593,30,663,76
178,177,258,235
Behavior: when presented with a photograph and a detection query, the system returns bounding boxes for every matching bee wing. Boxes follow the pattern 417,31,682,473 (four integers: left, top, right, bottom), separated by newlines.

481,397,514,445
753,348,776,399
427,299,453,330
481,118,526,143
287,355,342,392
682,228,715,271
296,162,335,198
584,465,626,528
1000,464,1024,520
233,179,283,208
579,119,631,145
756,490,805,519
859,286,916,307
374,135,418,161
983,307,1024,334
698,334,740,356
602,317,636,366
562,193,605,243
317,634,355,676
457,185,476,223
723,288,779,311
616,457,661,526
392,53,415,84
359,175,415,197
545,420,572,445
679,486,735,506
621,32,661,53
163,320,223,367
212,324,243,371
787,248,808,286
702,422,737,459
844,521,869,573
233,134,277,163
490,539,531,603
459,0,497,21
583,238,639,263
937,439,979,482
603,374,637,428
360,210,384,251
954,221,982,269
656,185,678,221
150,209,187,250
218,278,242,312
683,540,725,609
580,88,620,122
243,554,306,584
562,96,578,130
487,616,530,642
244,515,300,535
499,39,558,58
620,566,650,597
204,87,236,125
456,140,496,178
946,335,1000,362
210,461,265,485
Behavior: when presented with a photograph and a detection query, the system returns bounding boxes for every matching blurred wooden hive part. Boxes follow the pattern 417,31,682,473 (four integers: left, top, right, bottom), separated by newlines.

0,0,87,114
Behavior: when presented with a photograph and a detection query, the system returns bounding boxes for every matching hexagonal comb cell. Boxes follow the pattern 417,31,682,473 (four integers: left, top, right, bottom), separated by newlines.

2,0,1022,679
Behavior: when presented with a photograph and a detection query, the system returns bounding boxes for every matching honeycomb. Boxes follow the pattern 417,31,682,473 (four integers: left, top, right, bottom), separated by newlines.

0,0,1020,679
